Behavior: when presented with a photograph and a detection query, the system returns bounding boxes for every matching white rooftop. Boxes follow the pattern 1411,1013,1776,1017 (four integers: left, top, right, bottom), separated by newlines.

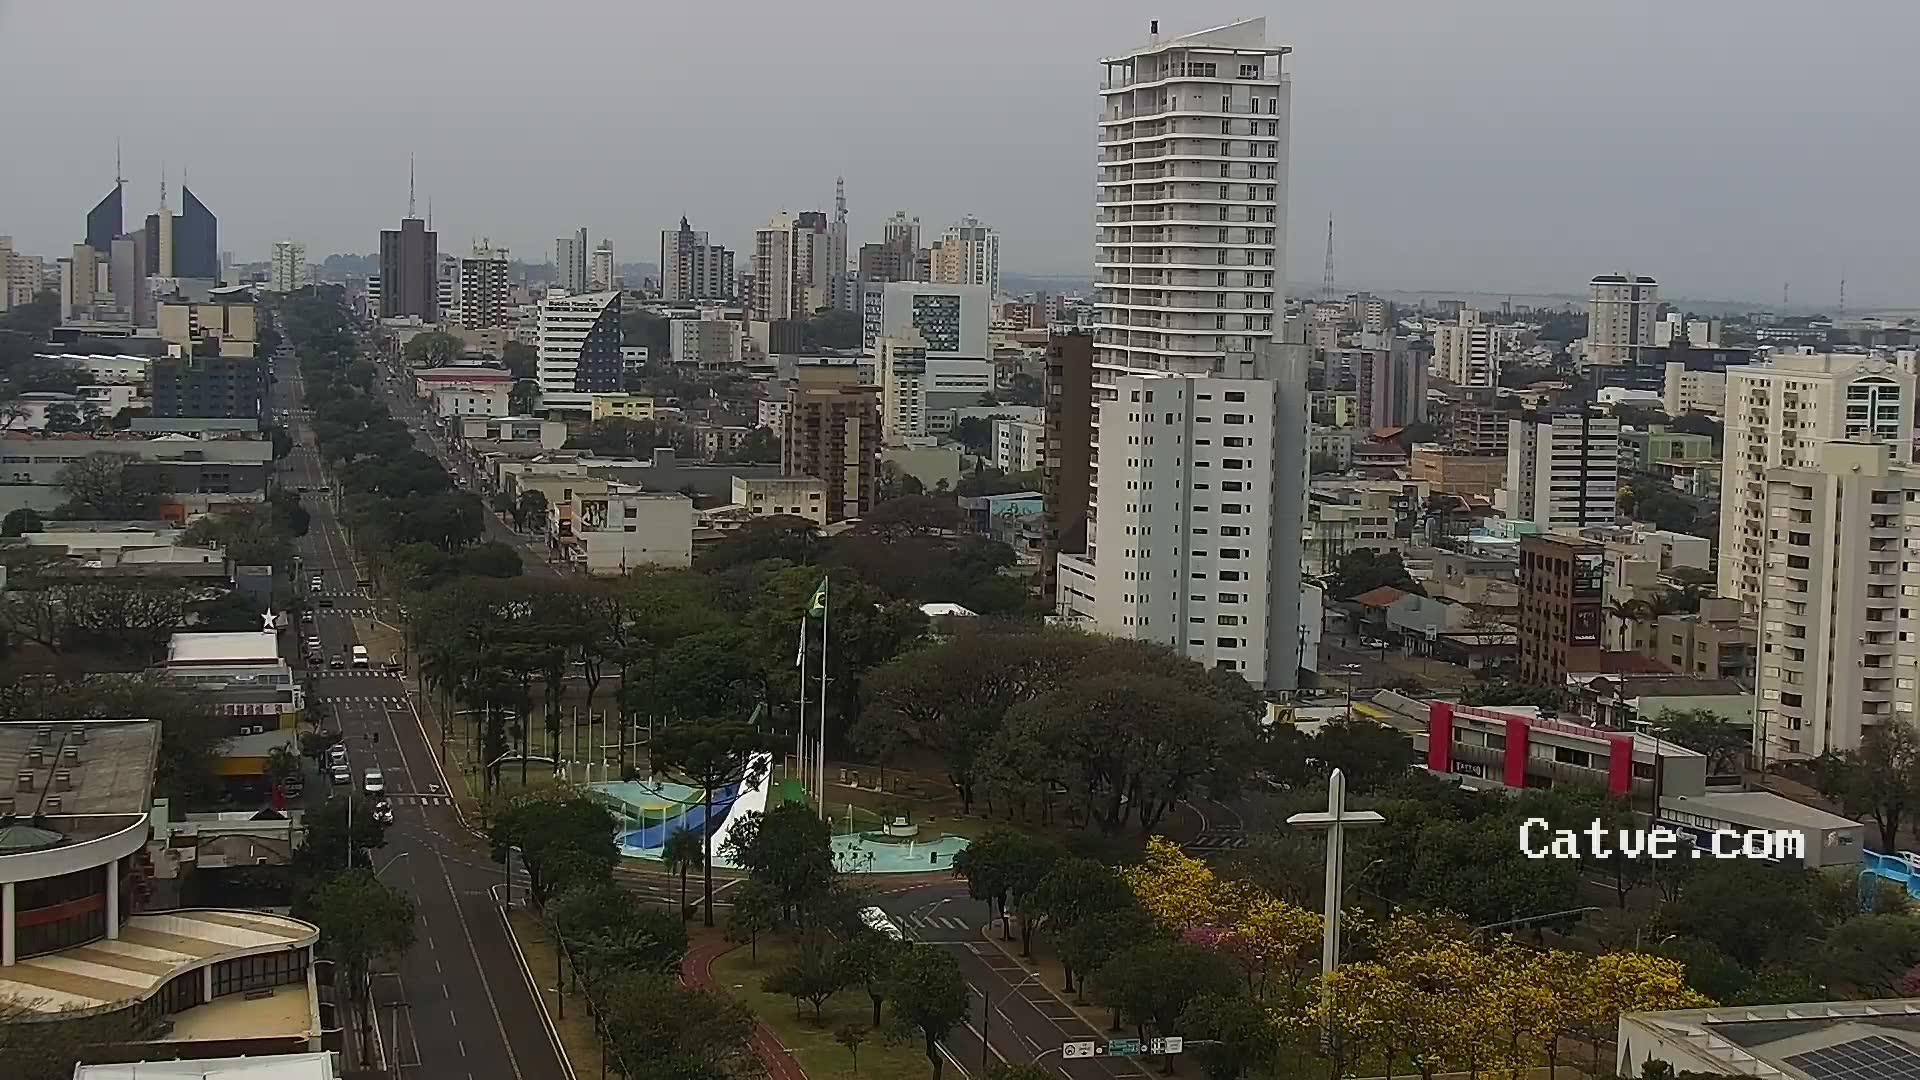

166,631,281,665
75,1051,336,1079
920,603,978,618
1102,17,1284,63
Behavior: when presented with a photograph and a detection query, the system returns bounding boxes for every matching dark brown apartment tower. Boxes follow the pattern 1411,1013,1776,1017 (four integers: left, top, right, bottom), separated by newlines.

1517,534,1605,686
1040,331,1093,609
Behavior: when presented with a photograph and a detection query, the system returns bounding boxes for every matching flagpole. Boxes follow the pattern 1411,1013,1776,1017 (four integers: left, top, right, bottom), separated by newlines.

817,574,829,821
796,616,808,791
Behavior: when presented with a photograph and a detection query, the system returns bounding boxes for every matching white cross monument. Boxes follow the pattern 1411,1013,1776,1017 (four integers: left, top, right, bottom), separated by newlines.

1287,768,1385,1031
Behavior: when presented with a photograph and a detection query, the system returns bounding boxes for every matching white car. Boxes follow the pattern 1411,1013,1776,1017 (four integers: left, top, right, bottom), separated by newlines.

1361,637,1391,651
329,763,351,786
362,768,385,795
857,905,904,941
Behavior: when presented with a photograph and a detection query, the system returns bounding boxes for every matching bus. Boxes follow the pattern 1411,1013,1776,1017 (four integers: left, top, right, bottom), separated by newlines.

858,906,904,941
351,645,369,668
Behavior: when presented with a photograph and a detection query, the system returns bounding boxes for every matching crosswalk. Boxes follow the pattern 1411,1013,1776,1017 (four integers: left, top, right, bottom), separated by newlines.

309,671,405,681
902,914,973,931
1186,831,1250,852
385,794,454,806
317,695,411,707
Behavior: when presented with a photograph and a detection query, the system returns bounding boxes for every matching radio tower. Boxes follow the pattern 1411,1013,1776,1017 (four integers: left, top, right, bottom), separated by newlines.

1321,216,1335,303
1839,275,1846,317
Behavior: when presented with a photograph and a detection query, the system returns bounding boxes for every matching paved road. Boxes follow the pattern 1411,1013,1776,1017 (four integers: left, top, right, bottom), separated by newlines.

277,355,569,1080
366,355,561,578
873,884,1154,1080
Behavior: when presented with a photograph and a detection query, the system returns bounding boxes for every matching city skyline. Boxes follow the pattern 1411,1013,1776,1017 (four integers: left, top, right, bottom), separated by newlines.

4,2,1918,307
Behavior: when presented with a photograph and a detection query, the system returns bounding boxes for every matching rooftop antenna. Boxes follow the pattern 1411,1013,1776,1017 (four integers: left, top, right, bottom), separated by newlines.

1321,216,1335,303
159,161,168,211
1783,281,1790,309
1838,274,1846,317
114,139,124,193
835,176,847,221
408,154,417,219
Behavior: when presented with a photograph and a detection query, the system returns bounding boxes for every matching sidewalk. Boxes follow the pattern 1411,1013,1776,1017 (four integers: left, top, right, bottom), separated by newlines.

682,936,807,1080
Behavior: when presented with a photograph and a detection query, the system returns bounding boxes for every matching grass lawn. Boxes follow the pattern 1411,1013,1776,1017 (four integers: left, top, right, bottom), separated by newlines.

710,936,930,1080
505,909,605,1080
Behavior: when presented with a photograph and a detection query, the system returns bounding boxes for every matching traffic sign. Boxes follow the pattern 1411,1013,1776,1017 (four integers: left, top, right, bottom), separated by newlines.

1107,1038,1142,1057
1164,1037,1185,1055
1063,1041,1097,1060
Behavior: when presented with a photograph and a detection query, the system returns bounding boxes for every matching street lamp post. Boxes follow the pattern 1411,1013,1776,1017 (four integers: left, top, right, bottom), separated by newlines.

982,970,1043,1074
1338,664,1363,721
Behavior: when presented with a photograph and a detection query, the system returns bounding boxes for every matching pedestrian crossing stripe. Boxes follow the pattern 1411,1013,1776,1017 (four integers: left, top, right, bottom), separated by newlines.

317,696,409,705
1186,834,1249,850
903,915,970,930
386,795,453,806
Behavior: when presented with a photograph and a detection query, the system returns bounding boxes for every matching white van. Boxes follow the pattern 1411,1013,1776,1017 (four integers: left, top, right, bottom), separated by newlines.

350,645,369,668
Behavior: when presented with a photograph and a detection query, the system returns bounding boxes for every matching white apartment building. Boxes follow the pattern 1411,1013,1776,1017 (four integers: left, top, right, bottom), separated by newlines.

995,417,1044,474
1431,308,1506,388
931,215,1001,300
877,332,994,440
757,397,790,431
1094,21,1284,372
535,290,623,412
1663,362,1732,418
1717,352,1918,611
555,228,589,295
268,240,306,293
1056,368,1301,684
589,240,616,292
457,242,512,329
669,317,743,368
1067,17,1308,691
873,281,990,361
732,475,826,527
1503,414,1620,529
430,385,509,418
1753,441,1920,762
1654,314,1722,348
659,218,736,302
553,484,693,574
1584,274,1660,368
751,213,795,323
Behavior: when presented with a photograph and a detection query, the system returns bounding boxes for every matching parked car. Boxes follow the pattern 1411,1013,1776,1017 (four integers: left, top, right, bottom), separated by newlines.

1361,637,1391,650
310,576,324,590
327,743,348,765
301,610,315,623
329,763,351,786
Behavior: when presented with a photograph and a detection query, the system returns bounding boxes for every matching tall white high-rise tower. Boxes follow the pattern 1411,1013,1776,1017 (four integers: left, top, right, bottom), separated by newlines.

1057,18,1308,690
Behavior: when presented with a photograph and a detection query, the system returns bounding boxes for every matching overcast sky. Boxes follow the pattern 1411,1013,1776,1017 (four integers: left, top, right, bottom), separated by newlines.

3,1,1917,308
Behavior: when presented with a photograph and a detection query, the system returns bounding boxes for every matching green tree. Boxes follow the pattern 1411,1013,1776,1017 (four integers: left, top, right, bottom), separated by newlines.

1310,719,1418,794
1328,548,1423,599
1811,722,1920,851
54,451,165,519
1649,708,1747,776
1091,940,1242,1046
720,799,836,928
661,826,705,921
883,945,972,1080
304,869,418,1052
0,508,42,536
763,932,849,1024
836,1023,870,1075
654,719,770,926
489,793,619,906
402,330,463,367
838,928,907,1028
1819,914,1920,997
597,972,760,1080
1058,906,1160,1002
514,488,550,531
1180,992,1279,1080
1664,859,1831,970
724,879,778,964
1032,858,1140,994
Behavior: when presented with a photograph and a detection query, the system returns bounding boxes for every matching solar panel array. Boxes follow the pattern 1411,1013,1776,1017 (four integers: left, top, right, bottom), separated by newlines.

1787,1036,1920,1080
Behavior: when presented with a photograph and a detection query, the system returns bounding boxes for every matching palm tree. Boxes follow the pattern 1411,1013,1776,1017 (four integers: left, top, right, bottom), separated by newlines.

1605,599,1646,651
661,826,704,921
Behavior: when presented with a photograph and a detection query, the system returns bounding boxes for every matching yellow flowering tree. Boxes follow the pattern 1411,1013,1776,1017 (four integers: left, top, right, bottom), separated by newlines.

1575,951,1711,1070
1512,949,1589,1080
1122,835,1222,931
1221,893,1323,1005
